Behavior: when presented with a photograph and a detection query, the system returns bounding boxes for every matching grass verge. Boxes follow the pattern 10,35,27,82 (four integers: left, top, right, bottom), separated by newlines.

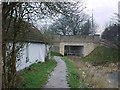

67,46,118,88
51,51,63,57
81,46,118,65
16,59,57,88
61,57,88,88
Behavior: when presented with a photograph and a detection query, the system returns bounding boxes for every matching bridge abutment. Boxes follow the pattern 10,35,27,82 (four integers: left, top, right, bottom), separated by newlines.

52,35,100,57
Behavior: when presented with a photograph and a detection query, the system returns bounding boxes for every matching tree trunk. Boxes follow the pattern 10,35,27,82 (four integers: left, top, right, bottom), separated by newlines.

0,4,2,90
11,42,16,88
2,43,8,89
2,5,8,89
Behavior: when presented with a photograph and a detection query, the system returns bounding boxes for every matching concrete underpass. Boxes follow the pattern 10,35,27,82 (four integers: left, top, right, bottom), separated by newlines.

52,35,100,57
64,45,84,56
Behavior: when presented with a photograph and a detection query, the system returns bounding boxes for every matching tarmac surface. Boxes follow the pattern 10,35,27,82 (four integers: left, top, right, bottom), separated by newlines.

44,56,69,88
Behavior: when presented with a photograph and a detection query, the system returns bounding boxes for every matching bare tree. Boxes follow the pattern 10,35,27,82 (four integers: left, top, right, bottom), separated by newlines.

111,13,120,24
47,1,100,36
68,14,87,35
49,16,72,35
2,2,30,88
101,23,119,46
2,1,85,88
49,13,92,35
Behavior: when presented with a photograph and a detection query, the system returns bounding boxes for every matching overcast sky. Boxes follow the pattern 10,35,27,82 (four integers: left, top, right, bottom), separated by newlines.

1,0,119,33
85,0,119,34
38,0,119,34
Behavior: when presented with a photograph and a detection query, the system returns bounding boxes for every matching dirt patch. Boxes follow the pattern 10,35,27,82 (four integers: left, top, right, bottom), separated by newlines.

67,56,118,88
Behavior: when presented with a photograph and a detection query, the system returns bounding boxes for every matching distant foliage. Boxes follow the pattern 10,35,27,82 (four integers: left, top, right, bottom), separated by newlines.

48,12,98,35
101,24,119,46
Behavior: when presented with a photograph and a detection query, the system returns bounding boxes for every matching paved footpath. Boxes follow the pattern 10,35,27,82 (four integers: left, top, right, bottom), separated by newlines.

44,56,69,88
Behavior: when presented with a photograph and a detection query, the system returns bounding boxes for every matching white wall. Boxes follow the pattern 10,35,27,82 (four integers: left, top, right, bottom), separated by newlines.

16,43,48,71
